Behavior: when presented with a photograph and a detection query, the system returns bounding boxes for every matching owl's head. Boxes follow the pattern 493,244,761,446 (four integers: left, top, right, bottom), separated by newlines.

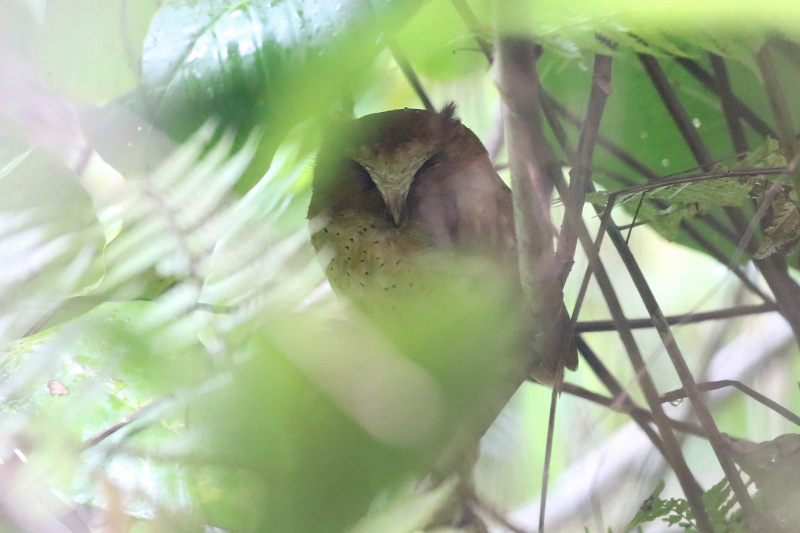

310,105,487,226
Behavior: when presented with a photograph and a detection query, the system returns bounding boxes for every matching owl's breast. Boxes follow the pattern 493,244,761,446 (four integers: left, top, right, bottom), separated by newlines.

311,212,443,315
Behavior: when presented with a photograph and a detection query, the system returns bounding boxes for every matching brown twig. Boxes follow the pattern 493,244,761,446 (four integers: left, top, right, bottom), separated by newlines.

755,44,797,162
554,178,713,532
600,198,758,519
541,92,662,181
639,54,715,170
540,91,576,163
557,51,613,286
562,383,706,438
598,165,788,198
82,397,171,450
576,302,779,333
574,337,671,453
710,54,749,158
450,0,493,61
674,57,776,139
387,38,435,112
465,487,529,533
660,380,800,427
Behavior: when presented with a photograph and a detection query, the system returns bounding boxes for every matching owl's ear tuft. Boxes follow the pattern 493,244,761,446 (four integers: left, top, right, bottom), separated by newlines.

440,102,459,122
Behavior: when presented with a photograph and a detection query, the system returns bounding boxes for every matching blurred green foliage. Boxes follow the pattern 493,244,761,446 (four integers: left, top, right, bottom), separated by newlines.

2,0,800,531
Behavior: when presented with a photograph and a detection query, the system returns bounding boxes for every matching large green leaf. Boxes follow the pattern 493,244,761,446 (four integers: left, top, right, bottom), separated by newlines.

34,0,160,104
122,0,422,191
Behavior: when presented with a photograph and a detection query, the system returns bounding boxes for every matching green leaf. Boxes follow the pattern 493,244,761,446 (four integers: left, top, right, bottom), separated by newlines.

587,176,752,242
35,0,160,103
132,0,423,191
348,477,458,533
394,0,486,80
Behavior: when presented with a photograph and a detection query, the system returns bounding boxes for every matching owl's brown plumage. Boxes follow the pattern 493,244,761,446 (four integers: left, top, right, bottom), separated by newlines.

308,105,576,382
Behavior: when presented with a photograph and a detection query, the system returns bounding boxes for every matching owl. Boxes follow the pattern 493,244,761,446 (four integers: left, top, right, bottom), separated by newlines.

308,104,577,382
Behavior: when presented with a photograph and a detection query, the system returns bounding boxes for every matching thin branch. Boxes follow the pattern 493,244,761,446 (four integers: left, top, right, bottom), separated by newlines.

598,165,788,198
540,385,559,533
613,166,789,196
773,37,800,69
569,202,612,345
660,380,800,427
601,197,758,519
562,383,705,438
553,178,713,532
82,397,171,450
755,42,800,197
557,52,613,286
594,165,773,302
450,0,493,61
710,54,749,157
466,488,529,533
637,54,759,301
540,92,576,163
674,57,777,139
387,38,435,112
755,44,797,160
576,302,779,333
754,256,800,346
577,153,772,301
575,337,670,453
639,54,715,170
541,92,662,181
679,221,773,302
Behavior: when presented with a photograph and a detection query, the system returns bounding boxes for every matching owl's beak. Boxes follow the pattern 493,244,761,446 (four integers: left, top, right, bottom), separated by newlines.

384,191,408,226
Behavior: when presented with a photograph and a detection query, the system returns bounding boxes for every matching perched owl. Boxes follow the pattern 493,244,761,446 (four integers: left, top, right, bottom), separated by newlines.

307,104,577,531
308,104,577,381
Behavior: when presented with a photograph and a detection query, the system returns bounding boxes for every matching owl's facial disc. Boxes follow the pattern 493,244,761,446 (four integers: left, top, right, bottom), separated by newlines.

353,142,437,227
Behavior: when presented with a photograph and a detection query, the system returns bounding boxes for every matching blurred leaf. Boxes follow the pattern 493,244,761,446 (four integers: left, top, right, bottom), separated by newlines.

587,177,752,241
754,198,800,259
349,477,458,533
724,433,800,525
130,0,423,191
34,0,160,103
500,0,800,62
188,326,420,533
394,0,486,80
627,478,746,532
0,149,104,343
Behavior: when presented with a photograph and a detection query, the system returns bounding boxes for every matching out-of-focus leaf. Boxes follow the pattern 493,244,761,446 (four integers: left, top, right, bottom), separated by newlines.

131,0,423,191
0,149,104,344
183,466,268,531
587,177,752,241
394,0,486,80
188,325,420,533
348,477,458,533
188,254,525,532
499,0,800,62
755,199,800,260
723,433,800,526
34,0,159,103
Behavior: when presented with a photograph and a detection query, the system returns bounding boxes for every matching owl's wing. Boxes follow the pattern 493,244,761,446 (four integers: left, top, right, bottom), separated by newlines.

410,154,578,376
410,156,517,265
